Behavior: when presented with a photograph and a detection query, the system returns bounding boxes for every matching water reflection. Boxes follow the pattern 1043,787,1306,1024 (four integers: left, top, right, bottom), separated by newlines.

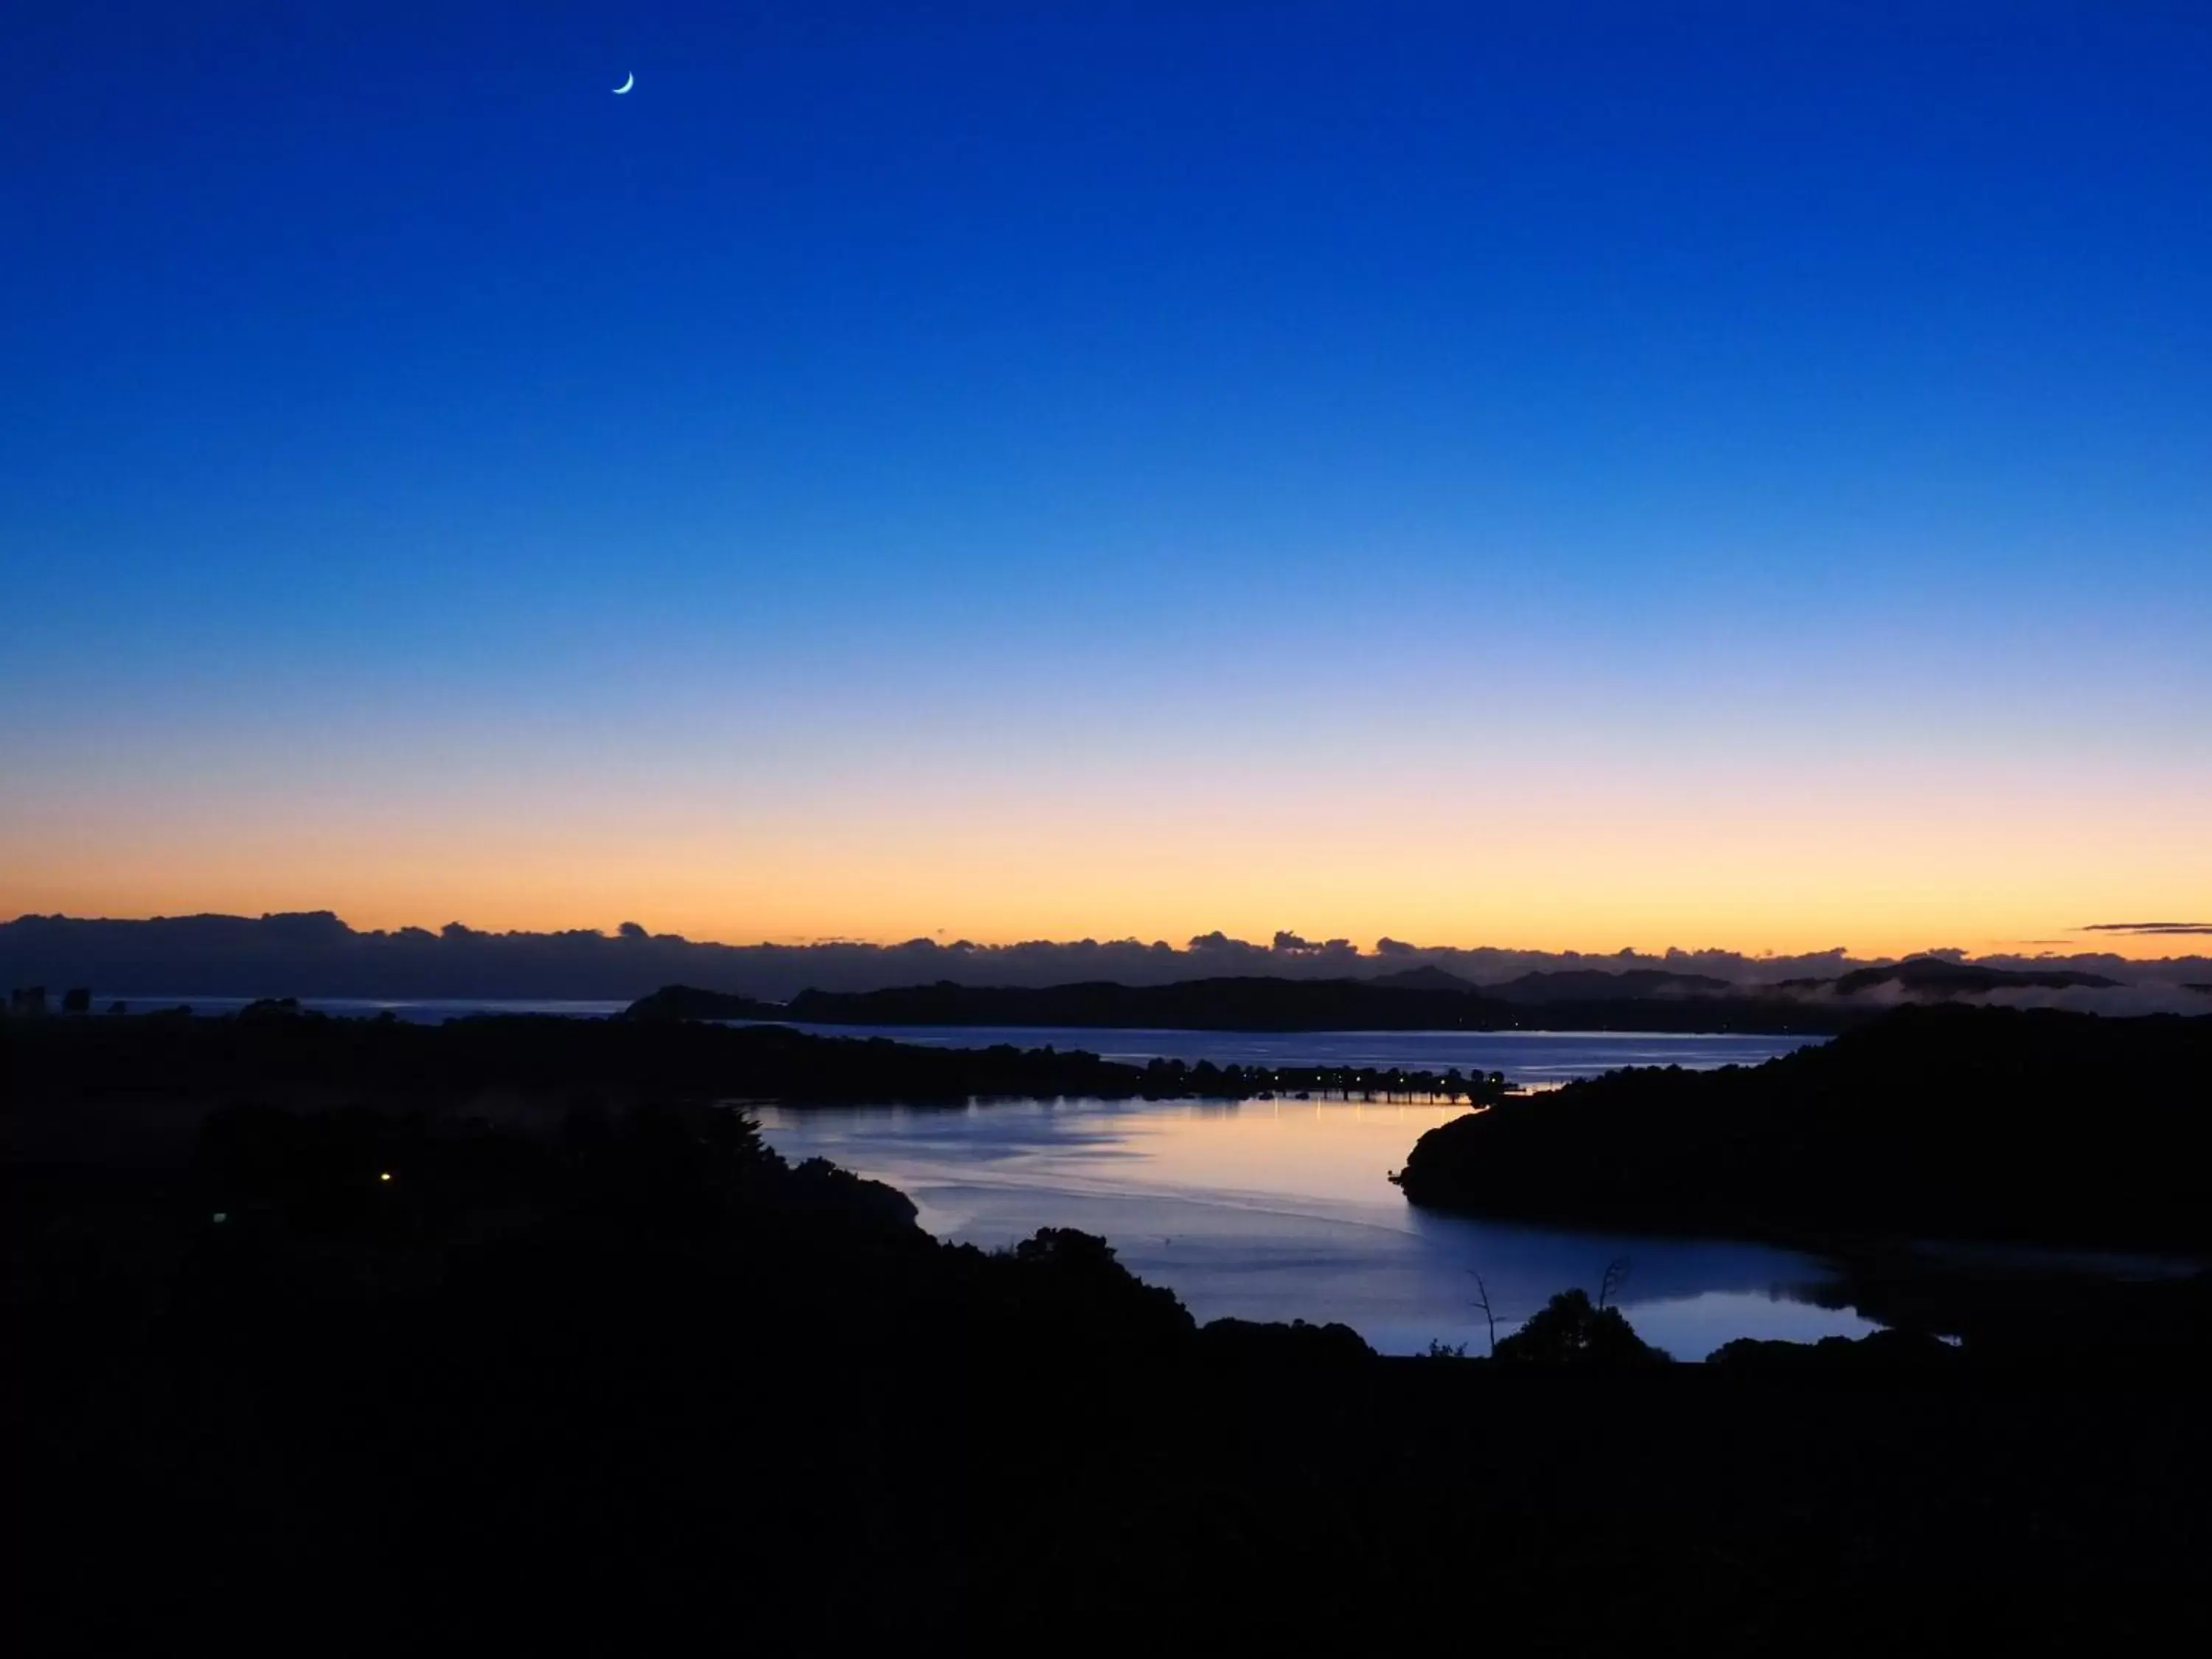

757,1093,1877,1359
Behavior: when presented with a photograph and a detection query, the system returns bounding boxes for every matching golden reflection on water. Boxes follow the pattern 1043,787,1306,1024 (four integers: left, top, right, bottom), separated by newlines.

1108,1095,1472,1212
755,1092,1885,1356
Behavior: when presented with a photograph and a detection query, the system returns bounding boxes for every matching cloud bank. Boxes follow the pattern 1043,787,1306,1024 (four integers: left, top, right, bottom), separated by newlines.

4,911,2209,1005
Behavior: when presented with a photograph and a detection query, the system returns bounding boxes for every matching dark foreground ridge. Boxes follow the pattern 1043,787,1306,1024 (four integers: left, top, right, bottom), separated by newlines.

1394,1004,2212,1256
12,1008,2212,1649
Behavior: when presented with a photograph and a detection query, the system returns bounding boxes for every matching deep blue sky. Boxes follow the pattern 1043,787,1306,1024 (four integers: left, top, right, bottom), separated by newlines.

4,3,2208,950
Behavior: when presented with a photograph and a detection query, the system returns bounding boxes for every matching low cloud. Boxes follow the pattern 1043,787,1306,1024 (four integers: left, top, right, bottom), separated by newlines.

1975,984,2212,1016
2079,922,2212,936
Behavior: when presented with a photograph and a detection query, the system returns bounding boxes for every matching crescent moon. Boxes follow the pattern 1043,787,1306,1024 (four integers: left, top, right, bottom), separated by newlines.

613,73,633,94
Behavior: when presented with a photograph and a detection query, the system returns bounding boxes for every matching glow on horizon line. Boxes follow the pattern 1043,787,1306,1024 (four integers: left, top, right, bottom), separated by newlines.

1,901,2198,963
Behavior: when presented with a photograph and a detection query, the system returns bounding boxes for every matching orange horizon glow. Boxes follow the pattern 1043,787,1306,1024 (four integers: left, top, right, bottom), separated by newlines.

0,908,2192,961
7,714,2205,964
5,855,2203,963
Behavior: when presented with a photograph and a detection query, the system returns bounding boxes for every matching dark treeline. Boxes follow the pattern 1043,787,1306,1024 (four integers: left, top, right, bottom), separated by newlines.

631,974,1865,1033
1394,1005,2212,1256
13,1012,2212,1649
5,1003,1149,1105
2,1004,1511,1107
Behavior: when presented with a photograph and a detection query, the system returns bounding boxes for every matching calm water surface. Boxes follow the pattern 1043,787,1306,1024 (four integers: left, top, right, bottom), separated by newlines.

757,1023,1826,1079
758,1043,1874,1360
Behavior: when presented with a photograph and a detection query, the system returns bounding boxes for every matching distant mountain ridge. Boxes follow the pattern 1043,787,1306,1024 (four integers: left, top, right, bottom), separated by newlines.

1367,966,1738,1001
634,975,1854,1034
626,953,2159,1034
1483,968,1739,1004
1826,959,2121,995
4,912,2198,1008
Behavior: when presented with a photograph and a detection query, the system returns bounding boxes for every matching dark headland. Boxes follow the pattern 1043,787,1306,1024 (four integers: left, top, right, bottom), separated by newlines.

1393,1004,2212,1255
10,1002,2212,1650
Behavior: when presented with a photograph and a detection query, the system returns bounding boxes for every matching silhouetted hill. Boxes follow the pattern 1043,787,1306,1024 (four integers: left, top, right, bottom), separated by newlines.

1829,955,2121,995
1483,967,1737,1003
1393,1005,2212,1253
623,984,785,1021
633,974,1863,1034
779,975,1517,1030
1368,964,1480,992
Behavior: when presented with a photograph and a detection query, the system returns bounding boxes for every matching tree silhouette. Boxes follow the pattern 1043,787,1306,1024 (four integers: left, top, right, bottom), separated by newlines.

1493,1289,1669,1366
1467,1268,1499,1355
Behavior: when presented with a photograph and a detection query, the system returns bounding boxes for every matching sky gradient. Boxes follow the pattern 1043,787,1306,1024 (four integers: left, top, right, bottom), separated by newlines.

4,2,2208,956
